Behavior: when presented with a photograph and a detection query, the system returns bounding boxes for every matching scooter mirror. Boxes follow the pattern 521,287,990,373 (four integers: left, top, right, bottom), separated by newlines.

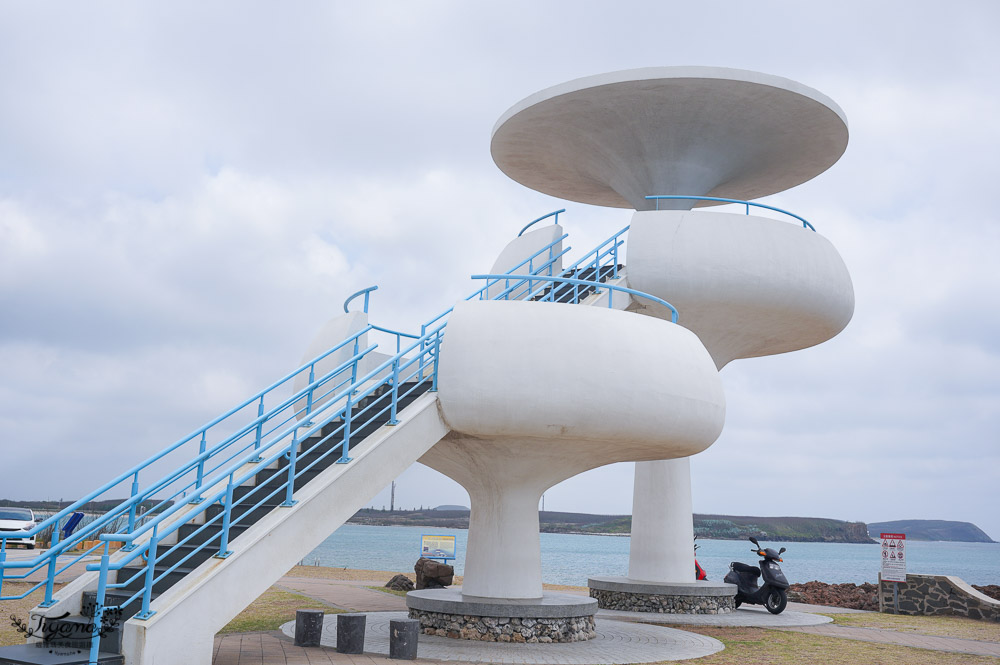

779,547,786,555
749,537,759,546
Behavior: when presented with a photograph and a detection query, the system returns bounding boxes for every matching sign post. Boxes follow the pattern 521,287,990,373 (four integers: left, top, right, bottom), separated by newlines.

880,532,906,613
420,534,457,562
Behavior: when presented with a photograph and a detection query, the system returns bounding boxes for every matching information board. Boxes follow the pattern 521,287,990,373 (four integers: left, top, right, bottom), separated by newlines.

880,532,906,582
420,534,457,561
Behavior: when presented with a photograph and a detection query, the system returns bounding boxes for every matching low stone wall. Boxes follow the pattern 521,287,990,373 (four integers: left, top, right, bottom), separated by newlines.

589,588,734,614
879,574,1000,621
409,609,596,642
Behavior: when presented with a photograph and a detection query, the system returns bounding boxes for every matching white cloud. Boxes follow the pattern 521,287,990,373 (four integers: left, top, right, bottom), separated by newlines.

1,2,998,545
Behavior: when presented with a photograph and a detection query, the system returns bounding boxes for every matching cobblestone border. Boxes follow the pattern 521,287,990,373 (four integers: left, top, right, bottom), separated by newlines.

879,574,1000,621
409,608,597,642
590,588,735,614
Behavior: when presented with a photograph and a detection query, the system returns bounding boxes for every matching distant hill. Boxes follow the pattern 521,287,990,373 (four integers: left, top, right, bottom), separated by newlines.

349,508,874,543
867,520,995,543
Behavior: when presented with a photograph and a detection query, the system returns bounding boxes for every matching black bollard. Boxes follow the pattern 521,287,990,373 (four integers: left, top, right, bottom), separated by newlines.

336,613,367,654
389,618,419,660
294,609,324,647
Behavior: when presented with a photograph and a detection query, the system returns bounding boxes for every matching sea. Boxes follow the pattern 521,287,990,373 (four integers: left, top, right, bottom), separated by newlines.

304,524,1000,586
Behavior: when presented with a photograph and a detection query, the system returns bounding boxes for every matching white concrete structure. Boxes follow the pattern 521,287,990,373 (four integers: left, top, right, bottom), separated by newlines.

423,299,725,599
16,66,853,664
492,67,848,211
490,66,854,592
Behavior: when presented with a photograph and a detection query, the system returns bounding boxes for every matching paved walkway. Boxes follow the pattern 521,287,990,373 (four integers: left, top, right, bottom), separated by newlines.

599,605,831,627
202,575,999,664
277,612,724,663
784,623,1000,658
277,577,406,612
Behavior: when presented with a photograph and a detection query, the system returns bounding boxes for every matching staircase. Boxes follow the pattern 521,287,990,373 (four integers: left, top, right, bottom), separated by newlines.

0,213,654,665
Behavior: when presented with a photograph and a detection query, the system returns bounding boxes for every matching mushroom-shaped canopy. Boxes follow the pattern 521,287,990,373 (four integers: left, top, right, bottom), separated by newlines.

491,66,848,210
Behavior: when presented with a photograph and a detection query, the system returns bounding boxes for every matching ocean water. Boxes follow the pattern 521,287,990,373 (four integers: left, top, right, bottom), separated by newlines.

306,524,1000,586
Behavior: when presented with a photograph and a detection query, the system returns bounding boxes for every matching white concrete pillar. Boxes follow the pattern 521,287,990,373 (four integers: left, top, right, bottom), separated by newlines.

461,483,544,600
627,458,695,583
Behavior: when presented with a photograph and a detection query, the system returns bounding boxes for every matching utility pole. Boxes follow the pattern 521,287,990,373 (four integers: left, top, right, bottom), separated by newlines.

390,481,395,512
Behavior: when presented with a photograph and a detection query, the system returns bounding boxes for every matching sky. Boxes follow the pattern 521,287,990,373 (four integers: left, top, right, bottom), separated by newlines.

1,2,998,541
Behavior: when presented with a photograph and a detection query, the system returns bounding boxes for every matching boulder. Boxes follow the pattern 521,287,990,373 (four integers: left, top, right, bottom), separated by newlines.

414,557,454,589
386,574,415,592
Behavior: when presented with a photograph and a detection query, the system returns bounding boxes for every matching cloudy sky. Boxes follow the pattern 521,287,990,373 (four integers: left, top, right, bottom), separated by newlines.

2,2,998,541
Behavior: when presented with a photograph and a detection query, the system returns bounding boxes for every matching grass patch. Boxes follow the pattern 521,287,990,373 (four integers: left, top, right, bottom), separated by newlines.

826,612,1000,642
218,586,341,634
663,626,999,664
0,582,66,647
367,585,408,597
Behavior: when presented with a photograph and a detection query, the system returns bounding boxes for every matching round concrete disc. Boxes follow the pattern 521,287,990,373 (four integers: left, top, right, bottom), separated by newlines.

491,67,849,210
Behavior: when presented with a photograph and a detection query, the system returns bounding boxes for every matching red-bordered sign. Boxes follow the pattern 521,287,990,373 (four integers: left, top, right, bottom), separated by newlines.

880,532,906,582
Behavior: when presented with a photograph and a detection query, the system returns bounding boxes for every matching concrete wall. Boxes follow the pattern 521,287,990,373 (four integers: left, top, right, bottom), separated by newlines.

879,574,1000,621
626,210,854,369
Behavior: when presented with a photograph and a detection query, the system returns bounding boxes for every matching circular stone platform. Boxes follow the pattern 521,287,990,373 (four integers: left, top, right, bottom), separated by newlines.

280,611,724,663
406,588,597,642
589,576,736,614
599,604,834,627
491,66,849,210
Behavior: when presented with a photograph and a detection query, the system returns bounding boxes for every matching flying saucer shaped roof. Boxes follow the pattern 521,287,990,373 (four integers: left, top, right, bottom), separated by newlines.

491,67,849,210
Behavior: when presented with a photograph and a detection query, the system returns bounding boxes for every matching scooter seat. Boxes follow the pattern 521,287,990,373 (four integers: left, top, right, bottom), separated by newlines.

731,561,761,576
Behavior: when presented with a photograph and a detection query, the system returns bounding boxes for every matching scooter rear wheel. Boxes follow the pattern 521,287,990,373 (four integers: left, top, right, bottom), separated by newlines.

765,588,787,614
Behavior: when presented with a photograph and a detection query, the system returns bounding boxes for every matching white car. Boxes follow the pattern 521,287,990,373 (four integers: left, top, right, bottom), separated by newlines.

0,507,37,549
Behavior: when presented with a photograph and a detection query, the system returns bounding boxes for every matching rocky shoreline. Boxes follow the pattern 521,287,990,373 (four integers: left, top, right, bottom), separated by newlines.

788,581,1000,611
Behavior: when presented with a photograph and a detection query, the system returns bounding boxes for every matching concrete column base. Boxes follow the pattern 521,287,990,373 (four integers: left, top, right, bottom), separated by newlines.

405,589,597,642
589,577,737,614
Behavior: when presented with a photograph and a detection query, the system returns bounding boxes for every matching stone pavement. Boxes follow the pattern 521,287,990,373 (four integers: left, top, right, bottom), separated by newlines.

277,612,724,663
599,604,832,627
208,574,1000,664
277,577,407,612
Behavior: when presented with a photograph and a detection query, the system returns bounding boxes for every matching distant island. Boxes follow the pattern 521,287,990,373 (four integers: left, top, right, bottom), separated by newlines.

349,508,877,543
867,519,996,543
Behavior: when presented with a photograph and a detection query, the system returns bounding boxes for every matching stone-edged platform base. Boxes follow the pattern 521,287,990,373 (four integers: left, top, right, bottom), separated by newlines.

406,589,598,643
879,574,1000,621
589,577,736,614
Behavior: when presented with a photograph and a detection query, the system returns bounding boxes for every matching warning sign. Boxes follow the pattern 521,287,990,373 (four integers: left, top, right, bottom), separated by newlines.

880,532,906,582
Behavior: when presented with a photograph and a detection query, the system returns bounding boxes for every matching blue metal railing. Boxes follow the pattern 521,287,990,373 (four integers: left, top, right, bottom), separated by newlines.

518,209,565,237
0,209,581,663
472,273,679,323
344,285,378,313
645,195,816,231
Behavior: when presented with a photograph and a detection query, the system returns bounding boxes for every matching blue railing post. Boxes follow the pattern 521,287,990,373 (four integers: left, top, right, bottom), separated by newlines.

190,431,207,504
351,338,360,386
136,525,159,620
88,541,111,665
388,358,400,425
283,431,299,506
430,334,441,393
250,396,265,463
126,471,140,534
0,539,6,600
304,363,316,425
216,473,235,557
337,396,353,464
39,516,61,607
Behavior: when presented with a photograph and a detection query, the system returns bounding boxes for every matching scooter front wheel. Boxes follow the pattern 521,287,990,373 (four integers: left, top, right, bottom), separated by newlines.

765,588,787,614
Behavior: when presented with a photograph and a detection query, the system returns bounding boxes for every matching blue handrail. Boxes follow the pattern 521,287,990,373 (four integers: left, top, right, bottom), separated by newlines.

471,273,679,323
3,208,654,661
518,209,565,237
344,285,378,313
645,195,816,232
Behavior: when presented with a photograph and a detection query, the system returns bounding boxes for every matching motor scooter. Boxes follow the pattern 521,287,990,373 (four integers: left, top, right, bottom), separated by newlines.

694,536,707,580
723,537,789,614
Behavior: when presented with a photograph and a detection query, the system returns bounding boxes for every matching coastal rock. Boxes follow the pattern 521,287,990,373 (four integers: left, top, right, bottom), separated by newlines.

414,557,454,589
385,574,415,592
787,581,879,611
